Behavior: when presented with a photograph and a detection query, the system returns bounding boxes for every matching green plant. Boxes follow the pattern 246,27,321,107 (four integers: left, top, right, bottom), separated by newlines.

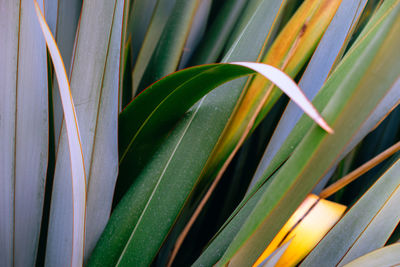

1,0,399,266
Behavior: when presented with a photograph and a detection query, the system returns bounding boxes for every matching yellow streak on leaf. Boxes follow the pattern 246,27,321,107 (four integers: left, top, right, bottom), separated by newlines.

253,194,346,267
206,0,342,180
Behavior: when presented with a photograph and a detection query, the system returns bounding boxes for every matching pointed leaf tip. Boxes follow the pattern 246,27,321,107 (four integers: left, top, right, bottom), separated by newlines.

230,62,334,134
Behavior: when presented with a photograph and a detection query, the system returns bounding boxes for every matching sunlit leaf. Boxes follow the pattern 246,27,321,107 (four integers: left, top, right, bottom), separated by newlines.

302,154,400,266
210,2,400,265
254,194,346,267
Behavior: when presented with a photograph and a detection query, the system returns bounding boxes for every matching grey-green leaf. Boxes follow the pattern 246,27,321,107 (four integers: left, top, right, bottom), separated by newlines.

343,244,400,267
45,0,82,145
301,153,400,266
45,0,123,265
0,1,48,266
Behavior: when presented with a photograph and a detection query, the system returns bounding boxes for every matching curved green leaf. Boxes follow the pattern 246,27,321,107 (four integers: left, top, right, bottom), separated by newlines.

109,1,288,265
89,61,329,266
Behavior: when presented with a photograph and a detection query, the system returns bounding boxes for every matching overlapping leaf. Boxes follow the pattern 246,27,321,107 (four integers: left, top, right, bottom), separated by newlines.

100,1,288,265
250,0,368,188
90,60,330,266
45,0,123,264
343,244,400,267
34,2,86,265
0,1,48,266
196,2,400,265
302,154,400,266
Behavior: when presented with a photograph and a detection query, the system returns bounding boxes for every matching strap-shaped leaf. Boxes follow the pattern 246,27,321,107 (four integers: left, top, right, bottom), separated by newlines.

343,244,400,267
250,0,368,189
105,1,289,265
34,2,86,266
90,61,331,266
45,0,82,145
302,153,400,266
44,0,124,264
130,0,177,95
0,1,48,266
243,0,400,213
217,3,400,265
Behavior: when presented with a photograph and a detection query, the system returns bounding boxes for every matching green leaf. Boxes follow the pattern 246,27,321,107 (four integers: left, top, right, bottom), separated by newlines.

216,2,400,265
109,2,287,265
137,0,200,92
0,1,48,266
127,0,158,65
44,0,123,264
89,60,329,266
116,0,287,201
343,244,400,267
118,0,132,111
189,0,248,65
178,0,212,69
130,0,177,95
193,171,275,266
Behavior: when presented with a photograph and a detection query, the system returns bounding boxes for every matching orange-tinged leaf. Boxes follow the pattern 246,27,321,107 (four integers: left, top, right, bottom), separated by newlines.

200,0,341,202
